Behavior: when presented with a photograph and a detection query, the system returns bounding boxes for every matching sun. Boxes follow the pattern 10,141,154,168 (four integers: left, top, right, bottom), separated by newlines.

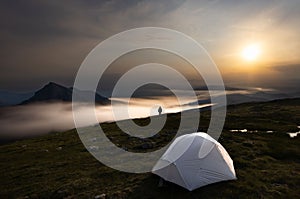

242,44,261,61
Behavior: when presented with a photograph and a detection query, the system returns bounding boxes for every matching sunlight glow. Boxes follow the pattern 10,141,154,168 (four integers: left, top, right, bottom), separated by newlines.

242,44,261,61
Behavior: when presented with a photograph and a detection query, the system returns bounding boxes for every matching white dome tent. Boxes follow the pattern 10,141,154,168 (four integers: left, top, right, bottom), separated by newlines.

152,132,236,191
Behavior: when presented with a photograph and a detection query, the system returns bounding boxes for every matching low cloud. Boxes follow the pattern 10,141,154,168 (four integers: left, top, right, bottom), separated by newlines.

0,97,202,143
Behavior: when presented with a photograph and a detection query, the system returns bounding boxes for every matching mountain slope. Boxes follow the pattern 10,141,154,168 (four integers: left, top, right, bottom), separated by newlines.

0,98,299,198
21,82,109,105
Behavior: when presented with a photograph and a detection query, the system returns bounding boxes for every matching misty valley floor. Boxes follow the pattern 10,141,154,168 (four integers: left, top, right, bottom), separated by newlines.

0,99,300,198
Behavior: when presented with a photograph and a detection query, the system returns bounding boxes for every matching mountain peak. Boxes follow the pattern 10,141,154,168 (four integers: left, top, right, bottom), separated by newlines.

47,81,57,85
21,82,109,105
44,82,66,88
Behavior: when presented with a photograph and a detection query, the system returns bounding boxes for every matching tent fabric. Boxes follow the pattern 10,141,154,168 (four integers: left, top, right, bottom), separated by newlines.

152,132,236,191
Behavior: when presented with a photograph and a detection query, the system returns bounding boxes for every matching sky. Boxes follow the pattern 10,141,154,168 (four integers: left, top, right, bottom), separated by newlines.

0,0,299,92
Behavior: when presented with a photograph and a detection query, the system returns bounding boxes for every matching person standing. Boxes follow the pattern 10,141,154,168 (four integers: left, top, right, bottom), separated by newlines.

158,106,162,115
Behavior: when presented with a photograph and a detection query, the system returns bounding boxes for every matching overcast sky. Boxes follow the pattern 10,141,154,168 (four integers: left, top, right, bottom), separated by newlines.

0,0,299,92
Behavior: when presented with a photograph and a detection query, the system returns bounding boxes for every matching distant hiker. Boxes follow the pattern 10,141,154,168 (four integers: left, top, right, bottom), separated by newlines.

158,106,162,115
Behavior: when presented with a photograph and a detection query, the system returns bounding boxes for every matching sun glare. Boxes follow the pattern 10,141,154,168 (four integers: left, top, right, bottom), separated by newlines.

242,44,261,61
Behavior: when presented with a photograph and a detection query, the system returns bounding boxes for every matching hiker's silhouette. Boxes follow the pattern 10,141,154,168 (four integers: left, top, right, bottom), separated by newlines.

158,106,162,115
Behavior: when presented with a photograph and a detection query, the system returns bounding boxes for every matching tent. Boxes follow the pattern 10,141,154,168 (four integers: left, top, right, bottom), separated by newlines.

152,132,236,191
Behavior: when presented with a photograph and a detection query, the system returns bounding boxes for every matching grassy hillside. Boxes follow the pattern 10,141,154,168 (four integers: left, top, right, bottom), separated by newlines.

0,98,300,198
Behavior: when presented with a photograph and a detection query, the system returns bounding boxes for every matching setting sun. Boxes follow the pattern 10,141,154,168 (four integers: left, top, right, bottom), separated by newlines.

242,44,261,61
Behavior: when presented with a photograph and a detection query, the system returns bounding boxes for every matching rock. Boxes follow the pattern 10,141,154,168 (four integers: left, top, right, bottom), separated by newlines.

95,193,106,199
89,145,99,151
121,145,128,151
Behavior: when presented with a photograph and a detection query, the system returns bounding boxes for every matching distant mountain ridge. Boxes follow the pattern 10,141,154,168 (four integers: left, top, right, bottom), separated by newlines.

188,90,295,107
21,82,109,105
0,90,33,106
